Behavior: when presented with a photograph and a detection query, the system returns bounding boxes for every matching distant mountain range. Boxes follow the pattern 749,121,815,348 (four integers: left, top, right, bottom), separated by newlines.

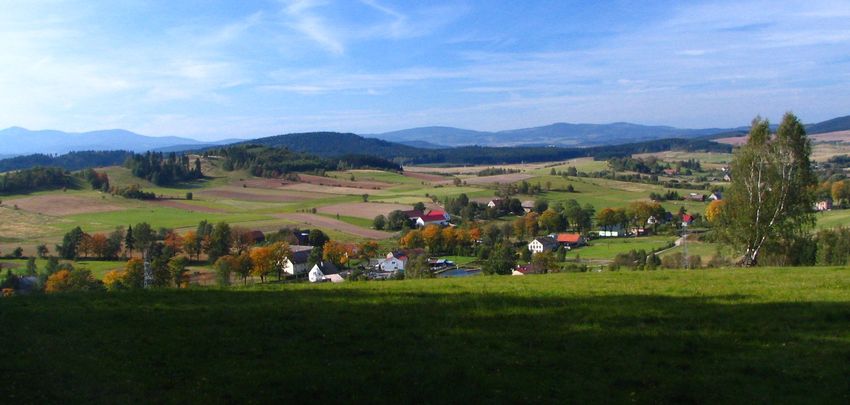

367,115,850,147
0,127,240,156
1,114,848,156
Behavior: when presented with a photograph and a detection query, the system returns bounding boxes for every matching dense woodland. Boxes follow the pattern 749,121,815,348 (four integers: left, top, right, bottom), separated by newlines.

210,145,400,177
224,131,731,165
124,152,203,186
0,150,132,172
0,167,76,194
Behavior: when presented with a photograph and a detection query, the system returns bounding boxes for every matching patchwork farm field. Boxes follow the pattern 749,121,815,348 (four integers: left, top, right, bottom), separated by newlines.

2,152,848,259
3,267,849,403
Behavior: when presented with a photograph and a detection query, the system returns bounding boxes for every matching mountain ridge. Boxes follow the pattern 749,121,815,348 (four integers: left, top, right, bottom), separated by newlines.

2,113,848,155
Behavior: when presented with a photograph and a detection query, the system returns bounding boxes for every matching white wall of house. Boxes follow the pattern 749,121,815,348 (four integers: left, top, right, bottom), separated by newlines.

283,258,310,275
379,257,406,271
528,239,554,253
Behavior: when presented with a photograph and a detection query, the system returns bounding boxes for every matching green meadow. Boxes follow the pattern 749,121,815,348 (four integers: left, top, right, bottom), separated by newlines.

3,267,849,403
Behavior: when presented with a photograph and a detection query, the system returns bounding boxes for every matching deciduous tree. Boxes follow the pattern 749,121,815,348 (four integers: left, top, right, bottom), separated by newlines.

718,113,816,266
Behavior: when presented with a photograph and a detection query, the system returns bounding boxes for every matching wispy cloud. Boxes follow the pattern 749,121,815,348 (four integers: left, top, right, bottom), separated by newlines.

0,0,848,138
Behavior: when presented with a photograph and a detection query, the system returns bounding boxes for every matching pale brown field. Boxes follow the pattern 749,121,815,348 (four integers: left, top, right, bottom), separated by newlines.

403,162,554,175
151,200,227,213
282,183,387,195
402,171,449,182
197,187,311,202
316,202,441,219
297,174,393,190
272,213,395,239
4,194,124,216
461,173,535,185
235,178,294,189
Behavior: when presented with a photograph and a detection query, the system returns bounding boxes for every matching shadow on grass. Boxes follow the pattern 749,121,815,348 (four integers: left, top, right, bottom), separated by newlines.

2,288,849,403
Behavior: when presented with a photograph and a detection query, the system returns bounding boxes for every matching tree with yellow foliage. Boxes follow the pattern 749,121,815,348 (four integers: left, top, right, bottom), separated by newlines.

45,269,102,293
705,199,726,223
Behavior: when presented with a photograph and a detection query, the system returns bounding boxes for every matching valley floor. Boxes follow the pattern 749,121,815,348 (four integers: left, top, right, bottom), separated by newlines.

3,267,849,403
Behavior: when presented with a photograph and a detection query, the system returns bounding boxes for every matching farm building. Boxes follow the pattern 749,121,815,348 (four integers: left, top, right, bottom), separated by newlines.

282,245,315,275
308,261,341,283
686,193,706,202
487,199,507,209
415,210,450,227
815,199,833,211
554,233,586,248
521,201,535,213
528,236,558,254
377,252,408,271
598,225,625,237
708,192,723,201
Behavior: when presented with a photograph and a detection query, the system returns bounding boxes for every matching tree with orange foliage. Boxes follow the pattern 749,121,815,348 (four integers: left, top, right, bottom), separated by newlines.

421,224,442,252
163,231,184,255
77,232,94,259
400,229,423,248
524,212,540,237
231,227,255,255
182,231,201,261
90,233,109,259
323,240,352,268
249,247,274,283
441,227,457,252
45,269,102,293
468,227,482,244
356,241,380,261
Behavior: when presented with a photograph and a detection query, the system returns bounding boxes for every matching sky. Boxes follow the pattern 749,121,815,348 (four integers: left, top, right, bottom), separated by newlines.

1,0,849,141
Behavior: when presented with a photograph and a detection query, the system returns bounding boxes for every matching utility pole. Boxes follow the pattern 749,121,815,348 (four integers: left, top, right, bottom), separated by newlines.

143,249,153,288
682,221,689,269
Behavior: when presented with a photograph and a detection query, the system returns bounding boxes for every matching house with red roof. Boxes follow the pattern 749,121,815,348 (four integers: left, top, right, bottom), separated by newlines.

414,210,450,227
554,233,586,248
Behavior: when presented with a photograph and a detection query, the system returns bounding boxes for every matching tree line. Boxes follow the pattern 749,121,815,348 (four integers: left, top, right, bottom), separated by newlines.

125,151,203,186
0,150,132,173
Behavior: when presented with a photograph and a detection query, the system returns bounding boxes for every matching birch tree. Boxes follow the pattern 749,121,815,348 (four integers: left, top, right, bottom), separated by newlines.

720,113,816,266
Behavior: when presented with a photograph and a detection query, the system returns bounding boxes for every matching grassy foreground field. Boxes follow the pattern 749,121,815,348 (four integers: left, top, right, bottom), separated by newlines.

3,267,850,403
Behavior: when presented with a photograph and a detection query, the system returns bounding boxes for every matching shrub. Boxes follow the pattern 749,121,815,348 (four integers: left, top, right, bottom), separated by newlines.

45,269,103,293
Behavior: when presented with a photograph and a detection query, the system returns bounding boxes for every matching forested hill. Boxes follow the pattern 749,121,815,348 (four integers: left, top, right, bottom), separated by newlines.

235,132,421,158
233,131,731,165
806,115,850,134
0,151,133,173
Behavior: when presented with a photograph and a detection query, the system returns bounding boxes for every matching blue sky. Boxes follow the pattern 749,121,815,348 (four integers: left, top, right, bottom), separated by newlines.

2,0,849,140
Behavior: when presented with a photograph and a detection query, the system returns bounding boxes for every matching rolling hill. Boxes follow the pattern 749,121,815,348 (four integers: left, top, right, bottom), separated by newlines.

0,127,238,155
369,115,850,147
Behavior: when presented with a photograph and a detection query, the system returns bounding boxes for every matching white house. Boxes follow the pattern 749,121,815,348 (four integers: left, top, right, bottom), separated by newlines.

815,199,833,211
308,261,342,283
282,245,314,275
708,192,723,201
377,252,408,271
414,210,450,227
528,237,558,254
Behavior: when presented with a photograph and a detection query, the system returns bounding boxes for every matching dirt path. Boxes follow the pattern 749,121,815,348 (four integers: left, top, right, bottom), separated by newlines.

273,213,396,239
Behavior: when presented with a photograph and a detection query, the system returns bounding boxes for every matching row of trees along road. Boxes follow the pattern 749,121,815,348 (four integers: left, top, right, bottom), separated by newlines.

715,113,816,266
